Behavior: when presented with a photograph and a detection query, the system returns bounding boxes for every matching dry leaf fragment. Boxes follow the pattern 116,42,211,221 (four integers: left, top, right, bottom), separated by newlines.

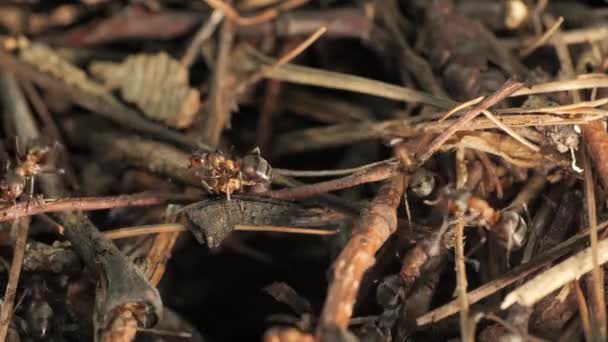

90,52,200,129
441,131,558,168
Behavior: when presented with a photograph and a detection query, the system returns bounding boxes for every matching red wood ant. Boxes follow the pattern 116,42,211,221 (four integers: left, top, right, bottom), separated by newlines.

0,141,62,204
188,147,272,199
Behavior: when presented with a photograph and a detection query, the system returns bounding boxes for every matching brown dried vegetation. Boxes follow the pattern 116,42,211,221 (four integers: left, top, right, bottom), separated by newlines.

2,1,608,341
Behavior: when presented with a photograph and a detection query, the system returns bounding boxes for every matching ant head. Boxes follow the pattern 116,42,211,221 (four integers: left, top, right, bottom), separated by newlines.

189,151,206,169
241,148,272,182
0,173,25,201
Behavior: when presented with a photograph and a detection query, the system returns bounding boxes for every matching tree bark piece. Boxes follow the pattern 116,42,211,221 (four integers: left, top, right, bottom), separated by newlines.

317,175,406,331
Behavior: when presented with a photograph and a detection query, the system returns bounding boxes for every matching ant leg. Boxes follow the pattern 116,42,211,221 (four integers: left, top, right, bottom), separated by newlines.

28,177,35,199
14,136,21,158
465,228,487,258
200,181,213,194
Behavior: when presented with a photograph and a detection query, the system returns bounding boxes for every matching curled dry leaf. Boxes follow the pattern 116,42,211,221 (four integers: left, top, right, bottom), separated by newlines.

90,52,200,129
442,131,560,168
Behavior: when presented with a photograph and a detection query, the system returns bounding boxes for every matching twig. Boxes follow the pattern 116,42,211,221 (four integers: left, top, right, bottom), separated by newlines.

502,24,608,49
455,217,472,342
519,16,564,57
274,113,596,155
497,97,608,114
199,16,235,147
439,98,538,152
236,46,456,108
0,217,30,342
265,327,314,342
0,192,196,223
240,26,327,89
510,76,608,97
415,80,525,166
19,79,80,188
103,224,187,240
439,96,484,121
581,144,607,339
318,175,406,330
233,224,338,235
377,0,448,97
416,219,608,325
61,118,199,186
203,0,309,26
19,80,62,141
581,120,608,190
551,17,607,338
479,313,547,342
501,237,608,309
476,151,504,199
181,9,224,68
481,109,539,151
274,158,396,177
239,47,608,108
573,280,593,342
145,230,181,287
264,162,401,199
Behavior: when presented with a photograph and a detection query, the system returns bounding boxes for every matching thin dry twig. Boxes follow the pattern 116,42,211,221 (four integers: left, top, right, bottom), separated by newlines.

573,280,593,342
237,47,456,109
0,217,30,342
234,224,338,235
455,217,473,342
519,16,564,57
102,223,337,240
240,26,327,91
417,220,608,325
481,109,539,151
103,223,187,240
264,162,401,199
240,46,608,110
479,313,547,342
0,192,196,223
415,80,525,166
551,19,608,338
200,16,235,147
203,0,309,26
439,96,539,151
145,231,181,287
582,120,608,190
274,112,598,155
502,24,608,49
510,76,608,97
317,175,406,330
274,158,396,177
181,9,224,68
501,236,608,310
581,146,606,339
497,97,608,114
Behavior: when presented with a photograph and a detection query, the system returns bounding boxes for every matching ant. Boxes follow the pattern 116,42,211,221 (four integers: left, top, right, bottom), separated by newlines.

188,147,272,199
0,140,62,204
